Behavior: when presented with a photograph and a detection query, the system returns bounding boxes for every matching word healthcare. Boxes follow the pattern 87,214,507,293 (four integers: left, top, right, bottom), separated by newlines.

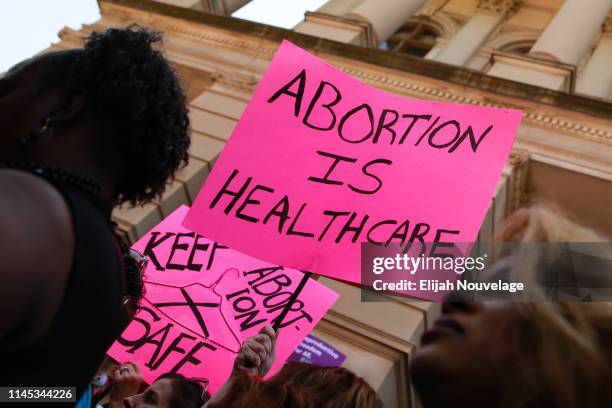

209,168,461,249
184,40,523,284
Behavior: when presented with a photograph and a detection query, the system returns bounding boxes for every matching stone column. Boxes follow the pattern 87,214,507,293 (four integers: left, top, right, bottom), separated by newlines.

218,0,251,14
155,0,207,11
155,0,251,14
316,0,364,15
530,0,612,65
434,0,519,66
294,12,375,46
488,0,612,90
348,0,428,44
576,17,612,99
294,0,373,46
295,0,427,47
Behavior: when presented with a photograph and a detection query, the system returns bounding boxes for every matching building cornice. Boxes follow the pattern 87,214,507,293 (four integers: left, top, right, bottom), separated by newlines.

302,11,376,48
99,0,611,124
70,13,612,152
94,0,612,162
506,150,530,212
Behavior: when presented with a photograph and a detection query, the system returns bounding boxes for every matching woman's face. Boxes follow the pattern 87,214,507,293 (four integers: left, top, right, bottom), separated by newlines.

123,378,175,408
410,300,526,407
0,56,56,157
0,51,79,161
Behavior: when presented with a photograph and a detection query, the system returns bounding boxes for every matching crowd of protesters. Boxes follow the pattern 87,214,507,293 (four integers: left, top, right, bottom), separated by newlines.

88,325,382,408
1,25,612,408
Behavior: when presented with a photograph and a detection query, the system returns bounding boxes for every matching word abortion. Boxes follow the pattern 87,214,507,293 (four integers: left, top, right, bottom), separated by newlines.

227,266,314,331
209,168,460,250
268,69,495,153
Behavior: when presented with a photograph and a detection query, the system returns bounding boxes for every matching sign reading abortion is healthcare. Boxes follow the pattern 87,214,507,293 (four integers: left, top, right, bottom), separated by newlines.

184,40,522,284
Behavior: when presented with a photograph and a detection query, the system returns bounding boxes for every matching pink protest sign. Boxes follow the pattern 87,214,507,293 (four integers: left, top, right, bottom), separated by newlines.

107,205,339,393
184,40,522,284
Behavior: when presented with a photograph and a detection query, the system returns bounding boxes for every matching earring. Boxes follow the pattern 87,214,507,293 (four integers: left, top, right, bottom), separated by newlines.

18,116,52,148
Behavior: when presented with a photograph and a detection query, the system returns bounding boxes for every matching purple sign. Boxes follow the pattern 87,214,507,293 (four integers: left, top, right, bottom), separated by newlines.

288,335,346,367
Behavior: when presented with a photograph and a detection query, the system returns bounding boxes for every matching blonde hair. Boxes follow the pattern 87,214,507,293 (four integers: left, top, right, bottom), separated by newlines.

495,204,607,243
496,205,612,407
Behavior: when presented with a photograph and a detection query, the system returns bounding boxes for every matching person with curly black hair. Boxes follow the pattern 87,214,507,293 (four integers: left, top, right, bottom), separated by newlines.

0,27,190,398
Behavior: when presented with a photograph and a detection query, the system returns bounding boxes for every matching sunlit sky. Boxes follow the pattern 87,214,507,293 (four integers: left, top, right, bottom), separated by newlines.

233,0,327,28
0,0,327,72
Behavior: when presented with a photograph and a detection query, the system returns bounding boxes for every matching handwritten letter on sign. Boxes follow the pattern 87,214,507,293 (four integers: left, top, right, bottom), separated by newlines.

184,40,522,283
107,206,339,393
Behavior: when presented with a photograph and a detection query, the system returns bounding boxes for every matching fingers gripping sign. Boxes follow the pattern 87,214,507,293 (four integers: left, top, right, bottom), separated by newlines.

233,325,277,378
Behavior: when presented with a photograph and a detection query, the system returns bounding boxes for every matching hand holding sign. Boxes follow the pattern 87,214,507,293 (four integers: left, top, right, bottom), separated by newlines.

233,325,276,377
107,206,338,393
184,40,522,284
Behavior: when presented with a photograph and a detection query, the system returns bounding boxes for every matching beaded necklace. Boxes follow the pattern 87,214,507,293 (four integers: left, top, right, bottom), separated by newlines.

0,161,102,196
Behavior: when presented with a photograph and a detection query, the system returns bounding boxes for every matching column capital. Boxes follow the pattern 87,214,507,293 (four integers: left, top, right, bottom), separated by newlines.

416,0,447,17
204,0,252,15
212,69,258,94
477,0,520,18
295,11,376,47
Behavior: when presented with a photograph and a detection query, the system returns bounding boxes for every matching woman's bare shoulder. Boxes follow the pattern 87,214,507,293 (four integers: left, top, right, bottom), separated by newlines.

0,169,75,343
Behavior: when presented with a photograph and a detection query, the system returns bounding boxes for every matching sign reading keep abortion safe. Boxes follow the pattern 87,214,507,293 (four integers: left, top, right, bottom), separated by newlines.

184,40,522,284
107,206,338,393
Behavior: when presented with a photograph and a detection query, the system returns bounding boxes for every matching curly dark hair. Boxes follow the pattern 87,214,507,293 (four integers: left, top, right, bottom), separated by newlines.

119,238,145,306
44,27,190,205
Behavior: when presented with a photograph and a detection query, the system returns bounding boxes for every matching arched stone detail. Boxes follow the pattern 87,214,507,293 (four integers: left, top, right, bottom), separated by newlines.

422,12,460,40
483,29,539,52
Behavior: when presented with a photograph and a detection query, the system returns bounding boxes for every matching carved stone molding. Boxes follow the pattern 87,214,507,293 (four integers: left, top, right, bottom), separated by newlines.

303,11,376,48
506,149,530,213
57,27,86,45
211,69,258,93
416,0,448,17
477,0,520,18
483,28,539,50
